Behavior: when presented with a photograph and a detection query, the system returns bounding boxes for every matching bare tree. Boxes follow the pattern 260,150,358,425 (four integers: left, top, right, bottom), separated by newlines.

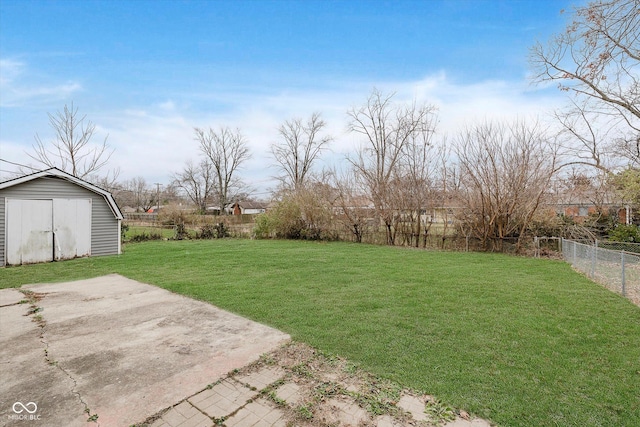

436,144,457,249
109,177,154,211
554,168,615,212
331,169,373,243
196,127,251,215
128,177,155,212
271,112,332,190
162,181,182,206
553,99,614,172
347,89,438,245
454,120,559,252
530,0,640,167
396,113,439,247
29,103,114,179
172,159,215,213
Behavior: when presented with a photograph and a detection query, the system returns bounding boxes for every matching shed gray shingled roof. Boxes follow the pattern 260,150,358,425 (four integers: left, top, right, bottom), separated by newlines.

0,167,123,220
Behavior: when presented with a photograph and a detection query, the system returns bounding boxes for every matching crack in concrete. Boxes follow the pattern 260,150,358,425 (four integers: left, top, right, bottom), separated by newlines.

0,301,26,308
19,289,101,425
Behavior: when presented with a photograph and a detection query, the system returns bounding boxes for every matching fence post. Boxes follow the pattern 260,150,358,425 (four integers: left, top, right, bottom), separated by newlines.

572,240,577,265
592,239,598,277
621,252,626,297
591,240,598,278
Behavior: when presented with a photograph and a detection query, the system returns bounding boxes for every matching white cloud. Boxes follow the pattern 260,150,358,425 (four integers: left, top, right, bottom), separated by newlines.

3,82,82,107
0,59,25,85
99,109,196,183
2,71,566,195
0,136,43,182
384,71,563,136
157,100,176,111
0,57,82,108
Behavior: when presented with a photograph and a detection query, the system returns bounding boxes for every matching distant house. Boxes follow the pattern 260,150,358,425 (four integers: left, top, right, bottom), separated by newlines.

230,201,268,215
553,202,632,225
0,168,123,266
338,195,375,211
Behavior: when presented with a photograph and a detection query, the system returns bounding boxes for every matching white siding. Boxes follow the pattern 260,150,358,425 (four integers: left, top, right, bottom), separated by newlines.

6,199,54,265
53,199,92,260
0,197,5,265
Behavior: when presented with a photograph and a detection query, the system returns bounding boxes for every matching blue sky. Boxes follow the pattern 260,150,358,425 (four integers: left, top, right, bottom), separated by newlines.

0,0,581,193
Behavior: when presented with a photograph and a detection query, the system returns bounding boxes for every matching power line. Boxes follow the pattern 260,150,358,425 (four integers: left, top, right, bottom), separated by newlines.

0,158,41,171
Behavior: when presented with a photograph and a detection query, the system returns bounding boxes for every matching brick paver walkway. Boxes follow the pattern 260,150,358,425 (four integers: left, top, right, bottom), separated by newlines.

225,399,286,427
149,368,286,427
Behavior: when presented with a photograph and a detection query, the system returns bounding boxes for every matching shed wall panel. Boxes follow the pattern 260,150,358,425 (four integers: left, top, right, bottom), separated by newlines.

0,197,5,266
53,199,92,259
6,199,54,265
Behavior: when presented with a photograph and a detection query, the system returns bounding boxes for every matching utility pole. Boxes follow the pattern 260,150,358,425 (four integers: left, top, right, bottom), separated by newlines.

154,183,162,213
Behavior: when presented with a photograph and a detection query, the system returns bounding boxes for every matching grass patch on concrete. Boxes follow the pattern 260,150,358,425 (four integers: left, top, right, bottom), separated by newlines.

2,239,639,426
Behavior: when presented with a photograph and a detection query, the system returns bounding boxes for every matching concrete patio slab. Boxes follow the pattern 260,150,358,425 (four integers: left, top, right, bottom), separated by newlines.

0,274,289,427
398,393,428,421
0,288,25,307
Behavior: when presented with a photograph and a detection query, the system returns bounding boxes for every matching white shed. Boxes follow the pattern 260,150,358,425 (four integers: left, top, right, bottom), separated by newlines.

0,168,123,266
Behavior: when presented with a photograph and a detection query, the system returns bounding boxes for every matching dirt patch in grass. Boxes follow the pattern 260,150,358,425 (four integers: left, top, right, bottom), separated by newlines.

232,341,478,426
253,342,417,426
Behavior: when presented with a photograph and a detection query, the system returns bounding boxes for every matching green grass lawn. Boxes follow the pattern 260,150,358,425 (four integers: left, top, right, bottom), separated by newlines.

122,224,176,241
2,239,639,426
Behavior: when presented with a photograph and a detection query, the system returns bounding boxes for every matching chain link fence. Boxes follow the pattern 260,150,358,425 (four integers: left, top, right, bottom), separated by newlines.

562,238,640,305
597,240,640,254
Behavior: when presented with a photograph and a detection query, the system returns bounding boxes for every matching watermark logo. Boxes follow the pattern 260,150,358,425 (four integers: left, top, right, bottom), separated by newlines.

12,402,37,414
8,402,41,421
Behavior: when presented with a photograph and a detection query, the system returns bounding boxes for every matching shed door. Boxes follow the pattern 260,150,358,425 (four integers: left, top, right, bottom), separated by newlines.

53,199,92,260
6,199,54,265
